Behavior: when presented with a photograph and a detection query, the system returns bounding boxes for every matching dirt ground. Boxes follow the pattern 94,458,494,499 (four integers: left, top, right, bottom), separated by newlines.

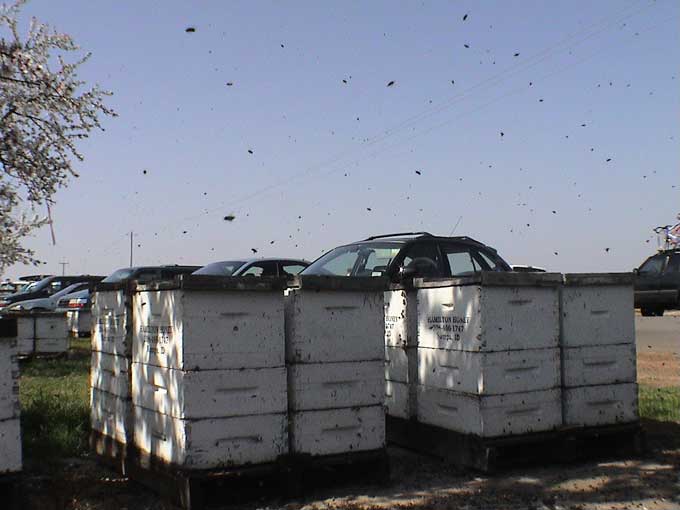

16,418,680,510
638,351,680,388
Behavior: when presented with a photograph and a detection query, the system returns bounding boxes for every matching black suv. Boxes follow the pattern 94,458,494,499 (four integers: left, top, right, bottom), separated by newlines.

301,232,511,282
0,275,104,308
634,250,680,316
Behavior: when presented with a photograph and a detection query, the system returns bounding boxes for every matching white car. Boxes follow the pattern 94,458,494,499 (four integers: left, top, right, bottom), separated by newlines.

1,282,92,312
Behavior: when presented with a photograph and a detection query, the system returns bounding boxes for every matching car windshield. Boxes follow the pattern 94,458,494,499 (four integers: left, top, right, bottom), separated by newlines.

193,261,246,276
102,268,135,283
21,277,52,292
302,242,402,277
50,283,85,299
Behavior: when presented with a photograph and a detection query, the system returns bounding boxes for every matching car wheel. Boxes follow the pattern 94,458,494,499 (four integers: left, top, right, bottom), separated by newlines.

640,307,654,317
655,308,665,317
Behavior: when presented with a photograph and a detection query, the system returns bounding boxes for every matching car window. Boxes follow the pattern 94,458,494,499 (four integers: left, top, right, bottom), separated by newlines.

302,242,402,277
476,250,501,271
399,243,442,277
194,261,246,276
241,261,278,277
135,270,160,282
280,263,306,276
665,254,680,273
47,281,63,295
441,244,481,277
639,256,665,275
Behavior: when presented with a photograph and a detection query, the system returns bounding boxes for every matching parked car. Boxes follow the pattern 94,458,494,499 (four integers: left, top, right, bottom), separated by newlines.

2,279,102,312
301,232,511,282
193,258,309,277
511,265,547,273
0,275,104,310
56,288,91,312
634,249,680,316
101,265,201,284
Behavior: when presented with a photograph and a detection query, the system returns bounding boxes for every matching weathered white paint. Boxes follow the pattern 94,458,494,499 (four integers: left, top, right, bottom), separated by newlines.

91,290,129,356
67,310,92,338
417,386,562,437
417,347,560,395
285,289,384,363
416,285,559,352
0,418,21,474
17,336,69,356
133,407,288,469
290,406,385,456
34,313,68,338
91,351,130,398
563,344,637,388
385,380,409,419
133,290,284,370
564,383,638,427
385,346,410,383
0,339,19,421
561,283,635,348
288,361,384,411
384,290,408,347
132,364,287,419
90,388,132,444
14,313,69,355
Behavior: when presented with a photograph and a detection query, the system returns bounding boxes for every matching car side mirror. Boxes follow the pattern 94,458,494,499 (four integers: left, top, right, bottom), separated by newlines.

632,268,639,274
399,265,417,280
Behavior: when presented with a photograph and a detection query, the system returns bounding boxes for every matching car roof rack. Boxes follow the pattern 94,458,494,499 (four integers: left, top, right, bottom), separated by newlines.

363,232,434,241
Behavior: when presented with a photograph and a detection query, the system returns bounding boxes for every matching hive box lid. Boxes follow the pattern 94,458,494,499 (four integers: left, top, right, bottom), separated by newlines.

288,275,389,291
563,273,634,286
414,272,563,289
135,275,289,292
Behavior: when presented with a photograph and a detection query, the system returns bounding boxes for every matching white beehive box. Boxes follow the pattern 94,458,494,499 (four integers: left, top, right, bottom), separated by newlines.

133,278,286,370
417,347,560,395
285,276,387,364
290,406,385,456
385,346,409,383
92,287,129,356
0,338,19,421
562,344,637,388
67,310,92,338
288,361,384,410
134,407,287,468
0,418,21,474
415,273,561,352
91,388,132,444
564,383,638,427
417,386,562,437
132,364,287,419
91,351,130,398
385,290,411,347
561,274,635,348
15,313,69,355
385,380,409,419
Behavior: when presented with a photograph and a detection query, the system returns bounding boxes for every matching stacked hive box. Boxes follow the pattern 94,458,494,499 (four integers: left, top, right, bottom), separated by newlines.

411,273,563,437
561,274,638,427
15,312,69,356
384,288,414,420
285,276,387,457
90,283,133,455
67,309,92,338
131,277,288,469
0,318,21,476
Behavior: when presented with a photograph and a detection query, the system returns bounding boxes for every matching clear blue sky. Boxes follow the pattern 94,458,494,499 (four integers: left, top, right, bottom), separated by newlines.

3,0,679,279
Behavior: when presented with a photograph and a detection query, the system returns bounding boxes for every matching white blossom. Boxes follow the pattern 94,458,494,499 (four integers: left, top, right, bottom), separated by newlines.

0,0,115,272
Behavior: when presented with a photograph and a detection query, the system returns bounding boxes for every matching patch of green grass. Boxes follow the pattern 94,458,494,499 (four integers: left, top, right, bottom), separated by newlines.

19,352,90,463
639,385,680,422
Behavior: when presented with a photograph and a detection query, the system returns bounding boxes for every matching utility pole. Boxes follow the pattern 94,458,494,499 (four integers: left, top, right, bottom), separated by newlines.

58,260,68,276
129,231,134,267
